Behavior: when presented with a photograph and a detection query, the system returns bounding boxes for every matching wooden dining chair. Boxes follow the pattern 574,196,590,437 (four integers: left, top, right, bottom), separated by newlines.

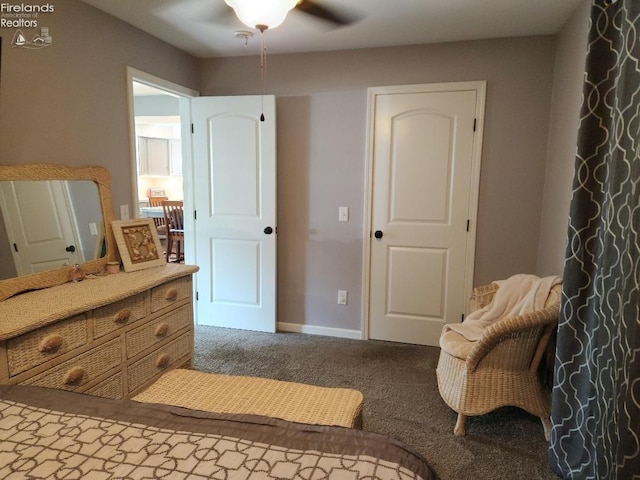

161,200,184,263
148,196,168,237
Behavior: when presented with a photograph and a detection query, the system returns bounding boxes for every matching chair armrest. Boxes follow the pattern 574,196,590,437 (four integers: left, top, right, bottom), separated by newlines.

465,304,560,372
471,283,499,311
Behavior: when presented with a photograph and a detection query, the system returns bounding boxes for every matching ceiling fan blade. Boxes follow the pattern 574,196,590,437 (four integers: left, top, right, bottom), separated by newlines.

295,0,358,27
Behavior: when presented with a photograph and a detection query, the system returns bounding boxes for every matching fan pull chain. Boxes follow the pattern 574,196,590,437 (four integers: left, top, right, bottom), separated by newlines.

260,30,266,122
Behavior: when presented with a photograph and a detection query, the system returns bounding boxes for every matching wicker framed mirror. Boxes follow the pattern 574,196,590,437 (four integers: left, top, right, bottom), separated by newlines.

0,164,116,301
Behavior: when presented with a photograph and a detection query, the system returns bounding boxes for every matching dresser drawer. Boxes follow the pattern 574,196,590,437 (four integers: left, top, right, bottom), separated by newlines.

7,315,88,377
127,333,191,392
93,292,148,338
151,277,191,313
23,338,121,391
126,304,192,359
84,372,124,399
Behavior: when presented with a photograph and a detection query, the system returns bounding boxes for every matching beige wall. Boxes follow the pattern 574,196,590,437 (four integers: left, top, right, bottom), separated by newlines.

199,37,556,330
537,0,591,277
1,2,588,334
0,0,199,210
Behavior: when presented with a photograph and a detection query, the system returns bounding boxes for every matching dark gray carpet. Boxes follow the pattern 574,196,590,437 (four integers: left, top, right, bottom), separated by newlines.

193,326,559,480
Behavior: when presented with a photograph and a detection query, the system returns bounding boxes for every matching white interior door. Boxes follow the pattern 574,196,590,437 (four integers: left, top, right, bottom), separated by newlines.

0,180,81,275
367,83,485,346
192,95,276,332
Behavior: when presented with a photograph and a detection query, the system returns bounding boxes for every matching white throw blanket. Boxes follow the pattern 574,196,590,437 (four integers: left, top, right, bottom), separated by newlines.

443,274,562,341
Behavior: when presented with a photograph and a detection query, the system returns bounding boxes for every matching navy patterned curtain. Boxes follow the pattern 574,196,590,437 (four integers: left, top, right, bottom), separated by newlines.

548,0,640,478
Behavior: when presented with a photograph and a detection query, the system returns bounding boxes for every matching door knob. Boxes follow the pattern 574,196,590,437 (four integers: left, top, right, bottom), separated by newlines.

65,245,76,252
264,226,273,235
374,230,383,239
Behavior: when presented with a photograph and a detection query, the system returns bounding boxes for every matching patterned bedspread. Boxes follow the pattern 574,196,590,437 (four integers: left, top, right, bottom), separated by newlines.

0,385,438,479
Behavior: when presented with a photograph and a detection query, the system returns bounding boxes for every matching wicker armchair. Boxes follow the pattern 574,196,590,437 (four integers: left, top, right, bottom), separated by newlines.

436,282,561,440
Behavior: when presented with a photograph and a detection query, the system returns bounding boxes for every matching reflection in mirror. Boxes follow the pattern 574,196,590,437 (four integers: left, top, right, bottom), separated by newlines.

0,180,104,280
0,164,115,302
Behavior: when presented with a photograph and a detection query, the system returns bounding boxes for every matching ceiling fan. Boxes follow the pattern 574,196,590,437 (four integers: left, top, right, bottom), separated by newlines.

224,0,358,32
289,0,356,26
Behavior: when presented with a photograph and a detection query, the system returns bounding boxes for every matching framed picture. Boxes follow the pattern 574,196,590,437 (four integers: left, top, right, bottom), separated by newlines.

111,218,165,272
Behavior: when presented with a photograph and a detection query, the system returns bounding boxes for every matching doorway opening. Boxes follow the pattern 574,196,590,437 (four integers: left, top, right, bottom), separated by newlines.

132,83,183,260
125,67,198,264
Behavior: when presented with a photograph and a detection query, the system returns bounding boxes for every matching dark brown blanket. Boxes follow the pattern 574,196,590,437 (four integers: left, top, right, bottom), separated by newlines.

0,385,438,479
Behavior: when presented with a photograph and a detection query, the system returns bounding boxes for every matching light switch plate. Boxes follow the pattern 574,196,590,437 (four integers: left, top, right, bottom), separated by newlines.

338,206,349,222
120,205,130,220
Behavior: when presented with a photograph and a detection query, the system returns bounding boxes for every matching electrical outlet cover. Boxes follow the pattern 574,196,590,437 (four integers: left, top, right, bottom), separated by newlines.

337,290,348,305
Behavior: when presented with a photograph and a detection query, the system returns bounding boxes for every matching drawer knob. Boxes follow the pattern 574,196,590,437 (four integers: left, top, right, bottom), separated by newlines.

155,323,169,337
155,353,171,369
63,366,86,385
39,334,64,353
114,309,132,324
164,288,178,302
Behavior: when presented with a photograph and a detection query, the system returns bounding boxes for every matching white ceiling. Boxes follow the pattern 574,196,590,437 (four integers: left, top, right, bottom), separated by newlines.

80,0,583,59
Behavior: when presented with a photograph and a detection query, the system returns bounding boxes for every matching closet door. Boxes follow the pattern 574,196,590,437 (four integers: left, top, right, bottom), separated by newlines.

367,83,485,346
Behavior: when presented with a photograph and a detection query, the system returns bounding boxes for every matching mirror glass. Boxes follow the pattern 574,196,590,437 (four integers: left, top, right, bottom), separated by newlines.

0,180,104,280
0,164,115,301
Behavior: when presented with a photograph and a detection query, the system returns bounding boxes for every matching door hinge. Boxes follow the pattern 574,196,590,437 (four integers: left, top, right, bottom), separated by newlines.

194,210,197,220
13,243,18,253
196,291,199,301
466,219,470,232
461,313,464,322
191,123,194,134
473,118,477,132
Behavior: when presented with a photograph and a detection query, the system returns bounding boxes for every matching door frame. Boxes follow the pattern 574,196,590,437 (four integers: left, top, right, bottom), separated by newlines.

360,81,487,340
125,67,199,311
125,67,199,264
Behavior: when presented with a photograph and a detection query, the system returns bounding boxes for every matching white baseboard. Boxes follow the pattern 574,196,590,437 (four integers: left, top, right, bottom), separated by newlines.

277,322,363,340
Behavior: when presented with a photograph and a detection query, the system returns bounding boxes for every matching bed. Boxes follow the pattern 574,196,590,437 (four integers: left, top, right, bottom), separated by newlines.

0,384,438,479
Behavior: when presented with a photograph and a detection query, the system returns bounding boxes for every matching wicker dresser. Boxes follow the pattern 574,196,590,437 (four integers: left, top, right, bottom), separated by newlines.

0,264,198,399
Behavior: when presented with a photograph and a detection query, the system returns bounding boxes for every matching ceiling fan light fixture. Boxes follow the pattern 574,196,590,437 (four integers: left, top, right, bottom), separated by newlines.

225,0,298,30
